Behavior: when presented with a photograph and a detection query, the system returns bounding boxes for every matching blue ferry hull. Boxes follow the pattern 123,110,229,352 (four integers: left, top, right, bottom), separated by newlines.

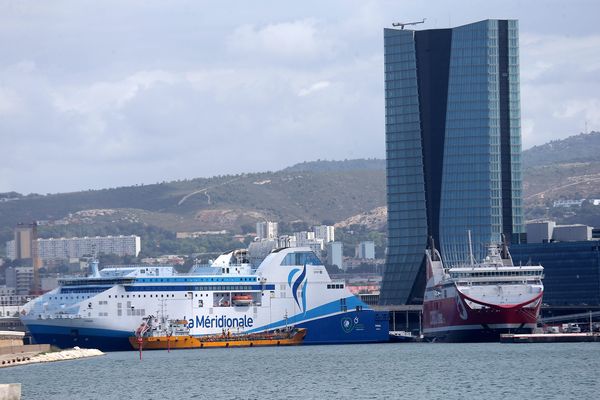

27,310,389,351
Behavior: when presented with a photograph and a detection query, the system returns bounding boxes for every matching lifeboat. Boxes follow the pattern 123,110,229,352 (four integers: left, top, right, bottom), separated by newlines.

232,294,253,306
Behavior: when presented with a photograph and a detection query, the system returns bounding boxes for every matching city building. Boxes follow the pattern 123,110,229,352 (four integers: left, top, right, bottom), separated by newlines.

553,224,593,242
511,221,600,306
381,20,524,305
5,235,141,261
511,241,600,306
256,221,278,240
5,267,34,295
313,225,335,243
526,221,556,243
526,221,592,243
13,223,37,260
355,241,376,260
5,240,15,261
552,199,585,208
327,242,343,268
294,231,324,251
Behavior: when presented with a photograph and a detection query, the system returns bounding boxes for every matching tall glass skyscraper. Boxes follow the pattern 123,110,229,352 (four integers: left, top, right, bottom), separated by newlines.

380,20,524,305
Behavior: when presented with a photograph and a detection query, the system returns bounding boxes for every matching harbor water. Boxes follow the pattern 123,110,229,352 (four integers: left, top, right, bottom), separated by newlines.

2,342,599,399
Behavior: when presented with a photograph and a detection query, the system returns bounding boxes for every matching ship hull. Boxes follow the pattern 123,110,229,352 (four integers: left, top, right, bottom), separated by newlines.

423,288,542,343
130,329,307,350
25,309,389,351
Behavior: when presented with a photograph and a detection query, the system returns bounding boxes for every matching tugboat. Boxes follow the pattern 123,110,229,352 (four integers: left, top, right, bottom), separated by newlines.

422,237,544,342
129,315,307,350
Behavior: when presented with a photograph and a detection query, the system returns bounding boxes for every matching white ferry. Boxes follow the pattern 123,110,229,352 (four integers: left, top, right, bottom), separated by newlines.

422,240,544,342
21,247,389,350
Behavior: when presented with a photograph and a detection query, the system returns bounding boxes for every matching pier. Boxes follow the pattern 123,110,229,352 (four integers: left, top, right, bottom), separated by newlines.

501,333,600,343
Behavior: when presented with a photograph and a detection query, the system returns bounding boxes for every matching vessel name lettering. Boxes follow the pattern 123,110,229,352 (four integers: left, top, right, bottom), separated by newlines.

189,315,254,329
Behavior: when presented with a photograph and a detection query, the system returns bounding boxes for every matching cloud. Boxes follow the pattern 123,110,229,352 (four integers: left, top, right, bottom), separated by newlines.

1,1,600,193
520,32,600,147
227,19,336,60
0,87,22,115
52,70,178,114
298,81,331,96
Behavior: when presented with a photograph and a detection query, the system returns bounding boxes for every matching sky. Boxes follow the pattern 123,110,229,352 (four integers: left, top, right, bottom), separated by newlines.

1,0,599,194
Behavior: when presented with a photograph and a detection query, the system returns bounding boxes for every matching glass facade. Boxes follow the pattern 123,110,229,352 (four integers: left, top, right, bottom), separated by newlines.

511,242,600,306
380,28,429,306
440,20,503,265
381,20,524,305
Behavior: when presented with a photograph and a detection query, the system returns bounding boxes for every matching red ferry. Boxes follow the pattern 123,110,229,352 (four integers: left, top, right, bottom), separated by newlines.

422,240,544,342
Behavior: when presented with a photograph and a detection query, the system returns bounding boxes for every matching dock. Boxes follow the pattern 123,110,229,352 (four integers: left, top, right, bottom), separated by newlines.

500,332,600,343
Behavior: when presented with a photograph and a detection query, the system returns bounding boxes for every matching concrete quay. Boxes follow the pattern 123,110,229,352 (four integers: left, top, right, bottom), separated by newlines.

0,346,104,369
501,332,600,343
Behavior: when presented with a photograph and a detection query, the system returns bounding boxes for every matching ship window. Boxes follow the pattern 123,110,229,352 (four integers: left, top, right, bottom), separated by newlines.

280,252,321,266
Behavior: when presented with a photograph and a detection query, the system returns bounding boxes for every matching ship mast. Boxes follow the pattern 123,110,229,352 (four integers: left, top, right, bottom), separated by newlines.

467,230,475,266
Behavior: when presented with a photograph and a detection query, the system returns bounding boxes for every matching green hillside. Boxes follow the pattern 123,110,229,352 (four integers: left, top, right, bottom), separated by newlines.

2,132,600,257
0,166,386,254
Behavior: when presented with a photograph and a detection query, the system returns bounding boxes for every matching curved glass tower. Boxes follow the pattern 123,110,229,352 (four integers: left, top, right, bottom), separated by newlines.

380,20,524,305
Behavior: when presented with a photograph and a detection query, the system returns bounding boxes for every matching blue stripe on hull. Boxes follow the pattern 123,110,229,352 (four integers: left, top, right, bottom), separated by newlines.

27,324,132,352
26,310,389,351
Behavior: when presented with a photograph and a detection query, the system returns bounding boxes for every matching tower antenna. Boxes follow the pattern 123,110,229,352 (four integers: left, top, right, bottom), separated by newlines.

392,18,426,30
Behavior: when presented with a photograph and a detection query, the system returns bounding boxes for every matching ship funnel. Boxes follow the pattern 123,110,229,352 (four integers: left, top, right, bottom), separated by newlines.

89,259,101,278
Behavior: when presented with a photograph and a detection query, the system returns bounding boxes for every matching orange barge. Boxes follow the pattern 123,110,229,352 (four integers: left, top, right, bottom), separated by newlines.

129,316,306,351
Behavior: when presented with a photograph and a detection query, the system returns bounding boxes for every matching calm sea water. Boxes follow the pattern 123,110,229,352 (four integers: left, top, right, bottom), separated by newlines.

2,343,599,399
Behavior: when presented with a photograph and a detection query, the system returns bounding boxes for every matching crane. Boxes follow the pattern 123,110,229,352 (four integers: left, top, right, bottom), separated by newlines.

392,19,426,30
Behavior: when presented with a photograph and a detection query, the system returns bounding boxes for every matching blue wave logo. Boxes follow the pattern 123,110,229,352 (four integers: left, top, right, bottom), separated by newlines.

287,265,308,313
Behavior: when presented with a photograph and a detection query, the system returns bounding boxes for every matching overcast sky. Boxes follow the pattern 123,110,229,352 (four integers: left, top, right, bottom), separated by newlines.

1,0,599,194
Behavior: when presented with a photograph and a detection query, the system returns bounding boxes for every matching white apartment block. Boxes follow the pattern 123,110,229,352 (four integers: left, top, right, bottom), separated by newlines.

5,240,15,260
256,221,278,240
6,235,141,261
355,241,375,259
313,225,335,243
294,231,324,251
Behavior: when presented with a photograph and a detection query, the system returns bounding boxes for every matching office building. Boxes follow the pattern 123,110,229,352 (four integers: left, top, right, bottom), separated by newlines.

511,241,600,306
355,241,376,260
327,242,343,268
381,20,524,305
256,221,278,240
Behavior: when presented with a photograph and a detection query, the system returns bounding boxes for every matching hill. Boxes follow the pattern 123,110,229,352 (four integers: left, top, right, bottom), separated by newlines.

2,132,600,257
0,163,386,253
523,131,600,168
